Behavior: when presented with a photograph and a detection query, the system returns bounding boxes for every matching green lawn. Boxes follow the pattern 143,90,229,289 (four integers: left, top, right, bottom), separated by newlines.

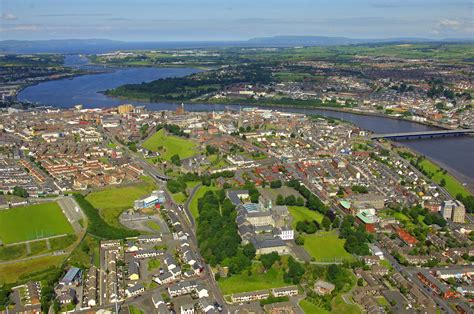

418,159,471,198
128,305,144,314
172,192,187,204
189,185,218,219
85,177,156,227
299,299,330,314
0,255,65,284
331,296,362,314
142,129,199,161
218,267,288,295
288,206,325,227
147,259,161,271
29,240,49,256
0,202,73,244
303,231,354,262
146,220,161,232
0,244,27,261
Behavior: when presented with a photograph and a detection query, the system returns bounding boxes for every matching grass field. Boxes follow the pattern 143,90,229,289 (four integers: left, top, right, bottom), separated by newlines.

189,185,218,219
418,159,472,198
147,259,161,271
218,267,288,295
142,129,199,160
0,244,27,261
86,177,156,227
303,231,354,262
288,206,325,227
128,305,144,314
69,234,100,268
0,202,74,244
146,220,161,232
0,255,64,284
299,299,330,314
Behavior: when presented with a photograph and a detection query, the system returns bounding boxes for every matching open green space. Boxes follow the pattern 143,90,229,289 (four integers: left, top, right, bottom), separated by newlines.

85,176,156,227
29,240,48,256
299,299,330,314
418,159,471,198
128,305,145,314
147,259,161,271
142,129,199,161
69,234,100,268
146,220,161,232
0,244,27,262
288,206,325,227
49,234,78,251
302,231,354,262
189,185,218,219
0,202,73,244
0,255,65,284
171,192,187,204
217,267,288,295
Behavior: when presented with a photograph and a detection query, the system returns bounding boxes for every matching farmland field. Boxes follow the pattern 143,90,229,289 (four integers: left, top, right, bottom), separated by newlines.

0,202,73,244
142,128,199,160
0,255,65,284
85,176,156,227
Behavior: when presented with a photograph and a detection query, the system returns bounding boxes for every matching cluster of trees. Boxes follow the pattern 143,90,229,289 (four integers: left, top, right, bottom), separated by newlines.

74,194,139,239
157,124,189,138
196,190,247,270
326,264,354,291
170,154,181,166
351,185,368,194
12,186,28,198
242,181,260,203
205,145,218,155
167,173,201,193
339,216,372,256
276,194,305,206
424,212,447,227
427,84,455,100
270,180,282,189
286,179,328,215
109,63,272,101
296,220,320,234
457,194,474,213
283,256,305,284
260,252,280,270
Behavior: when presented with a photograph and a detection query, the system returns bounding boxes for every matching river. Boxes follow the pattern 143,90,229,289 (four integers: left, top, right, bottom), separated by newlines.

18,56,474,193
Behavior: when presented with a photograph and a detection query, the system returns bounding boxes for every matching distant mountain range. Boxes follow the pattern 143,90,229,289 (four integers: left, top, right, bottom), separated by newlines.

1,36,472,54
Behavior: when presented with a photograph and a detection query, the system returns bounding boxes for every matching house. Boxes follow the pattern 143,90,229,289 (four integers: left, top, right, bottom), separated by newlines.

198,298,216,313
60,267,82,285
250,234,289,255
153,271,174,285
125,283,145,298
137,234,162,243
25,281,41,305
170,266,182,278
271,286,298,297
133,249,164,259
196,284,209,298
151,290,169,313
127,259,140,281
314,280,335,295
417,270,457,299
231,290,270,303
168,281,198,298
180,303,195,314
57,288,77,304
126,241,139,252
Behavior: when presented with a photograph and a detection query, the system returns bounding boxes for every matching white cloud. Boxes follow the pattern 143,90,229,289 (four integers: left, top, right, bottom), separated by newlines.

438,19,461,30
1,12,18,21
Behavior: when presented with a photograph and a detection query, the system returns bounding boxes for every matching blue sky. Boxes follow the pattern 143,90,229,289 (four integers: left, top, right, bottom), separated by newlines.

1,0,472,41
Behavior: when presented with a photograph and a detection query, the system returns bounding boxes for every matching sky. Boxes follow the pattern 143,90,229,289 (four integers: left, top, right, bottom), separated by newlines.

0,0,473,41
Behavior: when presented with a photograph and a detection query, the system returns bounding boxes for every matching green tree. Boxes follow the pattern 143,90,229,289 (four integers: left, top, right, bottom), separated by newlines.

170,154,181,166
322,216,331,231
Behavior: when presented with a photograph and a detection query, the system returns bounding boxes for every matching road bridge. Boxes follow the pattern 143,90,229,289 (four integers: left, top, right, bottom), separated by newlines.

371,128,474,140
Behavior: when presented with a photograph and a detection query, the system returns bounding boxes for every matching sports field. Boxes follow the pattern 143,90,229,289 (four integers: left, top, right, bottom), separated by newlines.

0,202,73,244
303,231,354,262
288,206,324,227
85,176,156,227
142,129,198,160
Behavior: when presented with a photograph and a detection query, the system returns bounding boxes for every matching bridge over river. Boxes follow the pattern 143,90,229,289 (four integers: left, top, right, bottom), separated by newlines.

371,129,474,140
